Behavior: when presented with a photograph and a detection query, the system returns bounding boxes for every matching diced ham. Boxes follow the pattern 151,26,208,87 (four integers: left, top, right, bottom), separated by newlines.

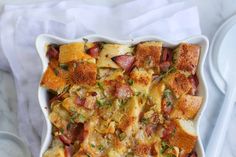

134,144,151,156
161,47,173,62
74,96,96,110
83,96,96,109
87,45,100,58
188,75,199,95
112,55,135,72
74,96,86,106
60,123,85,145
160,61,171,72
187,151,198,157
64,145,72,157
161,122,176,140
114,83,133,99
145,124,157,136
59,134,72,145
47,45,59,60
162,98,173,116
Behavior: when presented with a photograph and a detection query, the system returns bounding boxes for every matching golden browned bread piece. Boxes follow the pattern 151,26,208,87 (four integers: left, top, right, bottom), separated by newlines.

169,119,197,153
171,95,203,119
43,146,65,157
135,42,162,68
174,43,200,75
40,66,66,93
59,42,95,64
134,143,151,156
70,62,97,86
163,71,192,98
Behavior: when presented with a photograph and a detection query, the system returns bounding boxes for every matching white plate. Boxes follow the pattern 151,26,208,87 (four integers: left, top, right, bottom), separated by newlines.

208,14,236,94
36,34,209,157
0,131,31,157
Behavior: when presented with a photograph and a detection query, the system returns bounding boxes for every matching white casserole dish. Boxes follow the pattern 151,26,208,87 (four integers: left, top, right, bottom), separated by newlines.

36,34,209,157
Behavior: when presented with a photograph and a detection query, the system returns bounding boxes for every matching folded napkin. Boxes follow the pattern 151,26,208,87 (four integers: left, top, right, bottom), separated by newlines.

0,0,201,156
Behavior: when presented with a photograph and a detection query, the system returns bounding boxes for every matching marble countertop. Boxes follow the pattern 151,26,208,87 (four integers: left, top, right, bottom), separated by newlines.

0,0,236,156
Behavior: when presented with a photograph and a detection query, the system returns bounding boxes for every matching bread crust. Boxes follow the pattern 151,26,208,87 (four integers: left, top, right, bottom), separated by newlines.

135,42,162,68
174,43,200,75
169,119,197,153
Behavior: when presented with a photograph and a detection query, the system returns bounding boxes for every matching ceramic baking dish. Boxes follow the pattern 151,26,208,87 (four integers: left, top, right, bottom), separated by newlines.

36,34,209,157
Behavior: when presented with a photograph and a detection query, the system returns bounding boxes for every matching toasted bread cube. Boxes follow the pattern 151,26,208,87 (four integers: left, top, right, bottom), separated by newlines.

171,95,203,119
163,71,191,98
49,104,69,130
43,146,65,157
40,67,66,94
135,42,162,68
130,68,153,95
70,62,97,86
59,42,95,63
108,149,122,157
134,144,151,156
174,43,200,75
169,119,197,153
149,82,165,113
97,44,133,68
119,96,141,135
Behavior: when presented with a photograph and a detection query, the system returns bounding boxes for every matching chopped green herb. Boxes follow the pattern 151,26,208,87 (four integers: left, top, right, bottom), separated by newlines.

96,99,112,108
126,152,134,157
59,128,64,133
118,132,127,141
166,154,176,157
164,89,173,107
60,64,68,70
90,143,95,148
98,145,104,151
86,153,91,157
135,92,141,96
78,114,86,123
53,68,59,76
96,99,105,107
66,123,72,130
141,118,149,125
83,38,88,43
164,89,171,98
70,112,78,123
159,67,177,80
128,79,134,85
171,128,176,137
97,82,104,90
160,141,169,154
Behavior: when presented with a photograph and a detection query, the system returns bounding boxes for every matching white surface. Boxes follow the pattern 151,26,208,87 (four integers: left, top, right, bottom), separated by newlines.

0,0,235,157
0,131,31,157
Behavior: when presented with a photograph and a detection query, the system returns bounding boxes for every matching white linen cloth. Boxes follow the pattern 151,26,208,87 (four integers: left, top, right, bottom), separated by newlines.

0,0,202,156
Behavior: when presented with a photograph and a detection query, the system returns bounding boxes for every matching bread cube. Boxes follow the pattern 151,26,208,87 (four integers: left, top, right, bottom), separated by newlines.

59,42,95,63
135,42,162,68
49,104,69,130
170,95,203,119
43,146,65,157
97,44,133,68
70,62,97,86
169,119,197,153
149,82,165,113
40,67,66,94
163,71,191,98
130,68,153,95
174,43,200,75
